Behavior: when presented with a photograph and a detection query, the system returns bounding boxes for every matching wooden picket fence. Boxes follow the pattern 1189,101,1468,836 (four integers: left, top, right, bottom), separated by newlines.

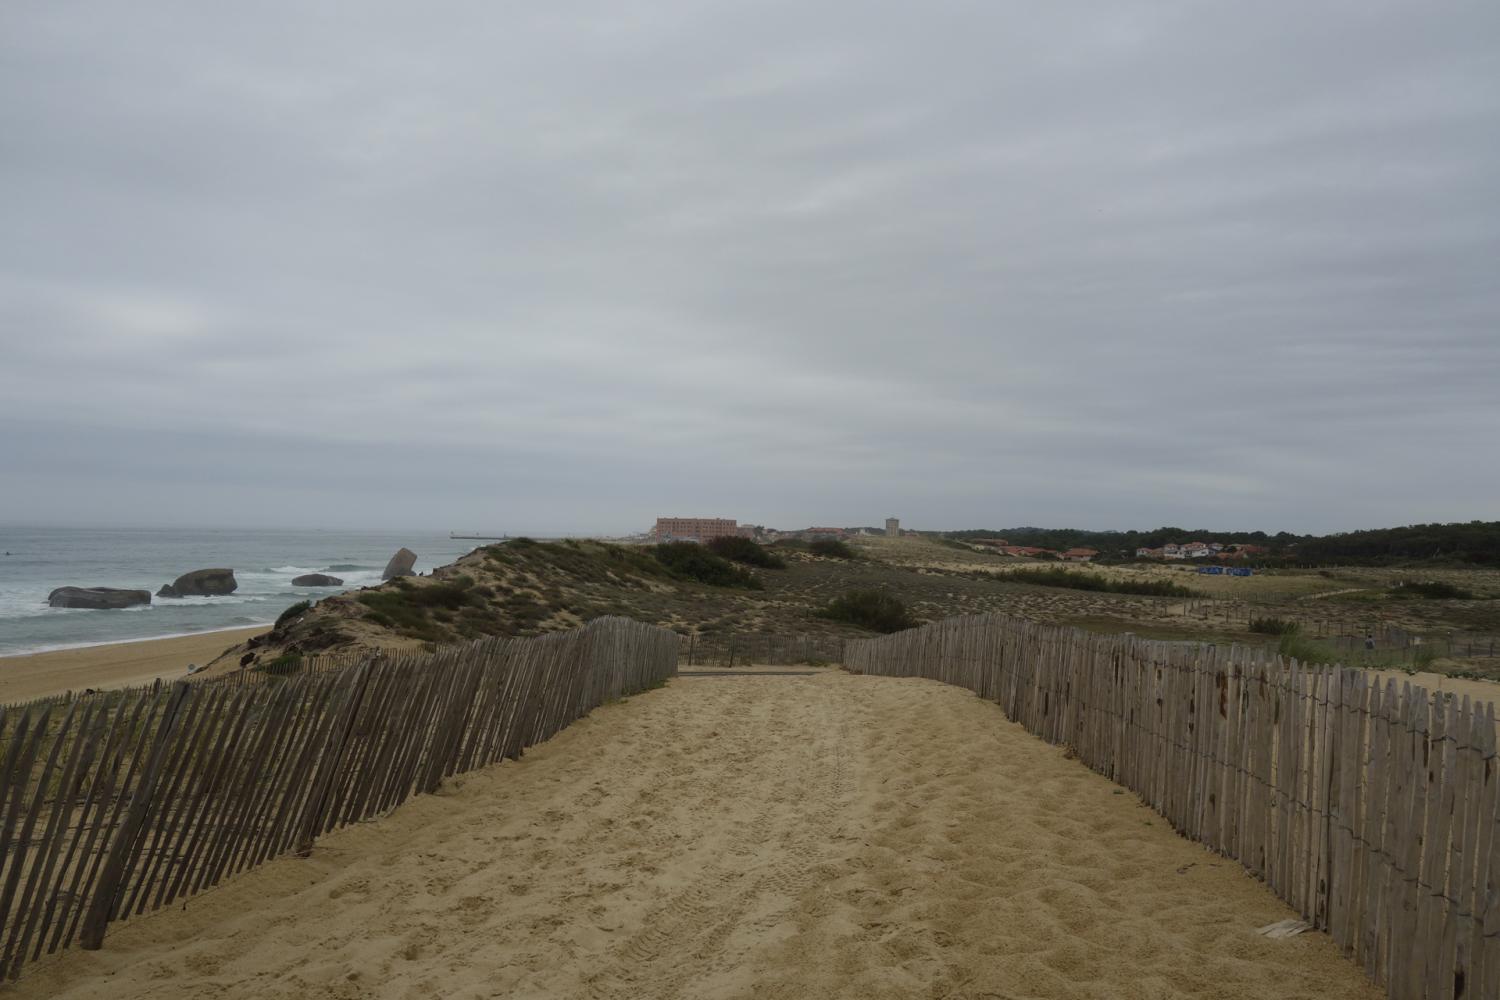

845,613,1500,1000
0,616,676,980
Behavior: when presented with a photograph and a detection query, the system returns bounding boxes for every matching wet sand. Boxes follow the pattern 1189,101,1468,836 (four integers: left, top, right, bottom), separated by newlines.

13,667,1378,1000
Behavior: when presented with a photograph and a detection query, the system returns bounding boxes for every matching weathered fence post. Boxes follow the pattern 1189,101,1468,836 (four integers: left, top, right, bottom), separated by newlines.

295,661,374,857
79,681,191,950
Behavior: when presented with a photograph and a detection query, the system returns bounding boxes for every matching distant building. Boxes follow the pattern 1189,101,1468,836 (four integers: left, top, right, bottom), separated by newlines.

885,517,900,537
1139,540,1240,561
653,517,739,544
1061,548,1099,562
998,545,1054,557
803,527,848,541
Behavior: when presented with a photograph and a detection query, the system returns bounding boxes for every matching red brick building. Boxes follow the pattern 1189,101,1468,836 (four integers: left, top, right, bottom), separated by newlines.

653,517,739,543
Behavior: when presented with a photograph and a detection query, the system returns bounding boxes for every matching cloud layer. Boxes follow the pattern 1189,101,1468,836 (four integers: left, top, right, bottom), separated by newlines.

3,1,1497,533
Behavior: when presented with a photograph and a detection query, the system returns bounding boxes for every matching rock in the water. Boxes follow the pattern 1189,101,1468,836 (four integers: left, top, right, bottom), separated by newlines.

382,548,417,580
292,573,343,587
48,587,151,610
157,568,237,598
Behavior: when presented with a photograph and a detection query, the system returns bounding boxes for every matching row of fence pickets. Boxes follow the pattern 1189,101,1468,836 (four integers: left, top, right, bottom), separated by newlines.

0,617,677,980
1,631,850,716
845,613,1500,1000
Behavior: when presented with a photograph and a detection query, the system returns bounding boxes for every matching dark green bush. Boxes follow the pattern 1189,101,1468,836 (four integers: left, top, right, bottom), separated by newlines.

355,577,485,641
404,576,481,609
650,542,763,589
707,536,786,569
819,589,914,633
1392,580,1475,600
1006,568,1197,598
275,600,311,629
1249,617,1300,635
809,539,856,559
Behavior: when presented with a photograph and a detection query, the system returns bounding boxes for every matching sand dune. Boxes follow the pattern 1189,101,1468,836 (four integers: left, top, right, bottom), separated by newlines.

14,667,1379,999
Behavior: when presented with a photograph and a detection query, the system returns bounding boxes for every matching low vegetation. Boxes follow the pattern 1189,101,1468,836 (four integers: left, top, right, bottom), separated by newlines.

808,539,857,559
707,536,786,569
1392,580,1476,600
1006,568,1198,599
1248,616,1299,635
819,589,914,633
650,542,764,589
218,532,1499,684
941,519,1500,566
275,600,311,628
358,575,491,642
256,652,303,675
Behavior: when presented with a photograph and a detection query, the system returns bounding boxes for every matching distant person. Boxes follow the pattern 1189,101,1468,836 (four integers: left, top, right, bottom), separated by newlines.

1364,634,1376,651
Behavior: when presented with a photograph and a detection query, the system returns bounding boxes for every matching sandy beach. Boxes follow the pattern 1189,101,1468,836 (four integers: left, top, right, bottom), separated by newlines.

0,627,265,703
14,666,1378,1000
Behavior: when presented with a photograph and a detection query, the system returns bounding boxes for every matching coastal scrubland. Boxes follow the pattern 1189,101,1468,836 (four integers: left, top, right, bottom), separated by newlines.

210,533,1500,682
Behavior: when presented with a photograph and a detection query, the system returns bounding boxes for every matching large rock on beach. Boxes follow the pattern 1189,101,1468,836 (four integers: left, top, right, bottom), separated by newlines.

382,548,417,580
157,568,238,598
292,573,343,587
48,586,151,610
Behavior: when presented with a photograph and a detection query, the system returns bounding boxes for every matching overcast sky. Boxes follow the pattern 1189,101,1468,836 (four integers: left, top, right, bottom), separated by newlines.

2,2,1496,536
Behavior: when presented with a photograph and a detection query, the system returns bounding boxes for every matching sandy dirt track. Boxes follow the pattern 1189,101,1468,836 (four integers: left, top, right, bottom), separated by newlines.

15,667,1379,1000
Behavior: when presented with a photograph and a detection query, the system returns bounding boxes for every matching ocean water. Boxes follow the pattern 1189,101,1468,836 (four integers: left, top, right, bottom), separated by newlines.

0,526,478,656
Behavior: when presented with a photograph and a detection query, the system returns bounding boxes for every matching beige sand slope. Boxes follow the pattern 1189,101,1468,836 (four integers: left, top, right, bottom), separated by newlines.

0,627,264,703
15,668,1379,1000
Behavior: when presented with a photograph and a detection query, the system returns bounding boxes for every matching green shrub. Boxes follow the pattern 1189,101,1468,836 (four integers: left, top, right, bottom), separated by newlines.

1392,580,1475,600
1006,568,1198,598
354,577,485,641
819,589,914,633
257,653,303,675
809,539,856,559
650,542,763,589
275,600,311,629
404,576,481,609
707,536,786,569
1249,617,1299,635
1277,632,1341,665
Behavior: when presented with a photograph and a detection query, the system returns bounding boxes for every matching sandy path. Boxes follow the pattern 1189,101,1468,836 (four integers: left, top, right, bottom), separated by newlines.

1364,667,1500,711
14,667,1378,1000
0,627,264,703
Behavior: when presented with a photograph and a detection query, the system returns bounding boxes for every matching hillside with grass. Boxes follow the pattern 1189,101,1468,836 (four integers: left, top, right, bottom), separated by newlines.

940,520,1500,565
210,533,1500,681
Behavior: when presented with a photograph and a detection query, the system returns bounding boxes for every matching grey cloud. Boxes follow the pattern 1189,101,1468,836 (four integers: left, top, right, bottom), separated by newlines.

2,1,1497,535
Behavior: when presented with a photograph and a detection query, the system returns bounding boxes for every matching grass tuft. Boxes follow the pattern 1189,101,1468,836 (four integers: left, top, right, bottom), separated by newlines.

1007,568,1198,598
